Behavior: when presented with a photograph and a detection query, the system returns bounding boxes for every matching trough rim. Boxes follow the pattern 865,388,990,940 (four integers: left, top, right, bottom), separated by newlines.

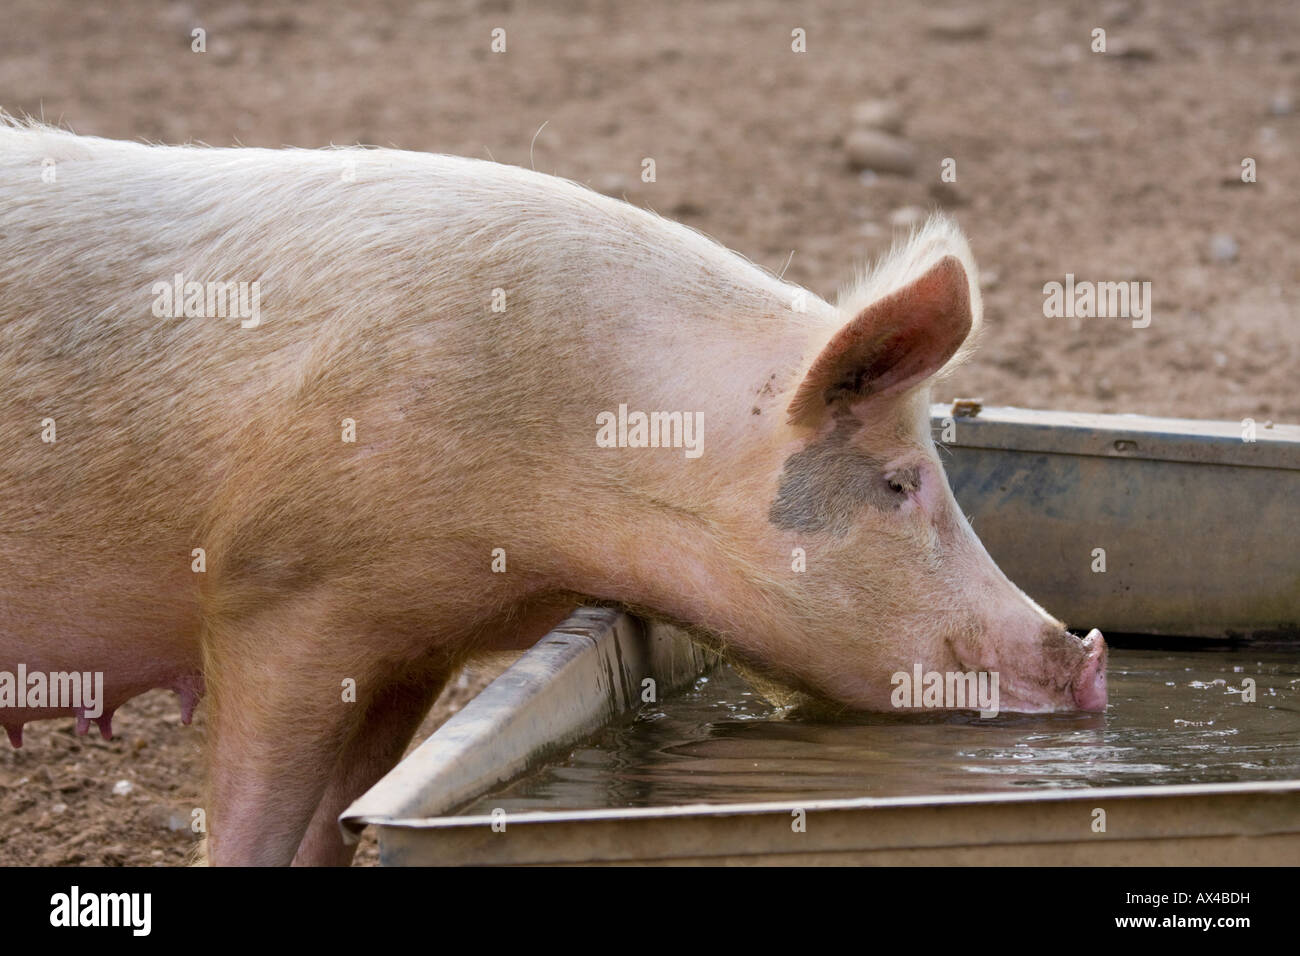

352,778,1300,832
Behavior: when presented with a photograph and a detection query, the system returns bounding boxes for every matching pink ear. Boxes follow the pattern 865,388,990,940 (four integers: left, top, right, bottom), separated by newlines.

786,255,972,426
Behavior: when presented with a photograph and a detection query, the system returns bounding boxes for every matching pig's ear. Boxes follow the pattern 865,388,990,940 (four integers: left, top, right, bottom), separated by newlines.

786,255,973,426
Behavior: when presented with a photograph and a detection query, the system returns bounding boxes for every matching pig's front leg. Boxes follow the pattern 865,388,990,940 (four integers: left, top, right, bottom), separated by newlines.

200,603,424,866
290,676,446,866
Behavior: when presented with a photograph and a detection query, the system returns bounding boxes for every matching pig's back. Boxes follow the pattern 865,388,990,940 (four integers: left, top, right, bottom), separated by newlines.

0,123,815,513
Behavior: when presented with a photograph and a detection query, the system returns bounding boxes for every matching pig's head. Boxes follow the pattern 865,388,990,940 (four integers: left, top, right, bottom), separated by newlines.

706,218,1108,715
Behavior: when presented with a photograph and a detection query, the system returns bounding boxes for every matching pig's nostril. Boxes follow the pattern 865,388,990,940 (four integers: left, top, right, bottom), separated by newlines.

1071,628,1108,712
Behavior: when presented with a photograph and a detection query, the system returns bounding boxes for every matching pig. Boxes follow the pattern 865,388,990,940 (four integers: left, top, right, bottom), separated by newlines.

0,120,1107,866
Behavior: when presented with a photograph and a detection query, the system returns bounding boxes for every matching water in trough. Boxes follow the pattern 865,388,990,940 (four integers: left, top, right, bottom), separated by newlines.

457,643,1300,814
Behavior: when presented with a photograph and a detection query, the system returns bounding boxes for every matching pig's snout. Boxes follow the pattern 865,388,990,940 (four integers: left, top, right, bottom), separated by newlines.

1071,628,1108,712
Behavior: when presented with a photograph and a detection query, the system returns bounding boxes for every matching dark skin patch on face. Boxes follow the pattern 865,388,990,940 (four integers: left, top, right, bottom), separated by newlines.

768,415,917,535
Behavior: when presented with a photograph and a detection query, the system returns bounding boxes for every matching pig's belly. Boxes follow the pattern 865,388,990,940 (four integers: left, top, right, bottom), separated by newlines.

0,553,203,746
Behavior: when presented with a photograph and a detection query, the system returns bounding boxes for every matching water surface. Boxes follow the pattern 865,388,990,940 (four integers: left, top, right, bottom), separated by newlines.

458,645,1300,814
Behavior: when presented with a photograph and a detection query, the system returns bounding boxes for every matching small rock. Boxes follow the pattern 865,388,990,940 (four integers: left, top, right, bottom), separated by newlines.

111,779,134,796
1268,91,1293,116
1110,35,1158,60
845,130,917,175
51,802,67,815
927,9,989,40
669,199,706,217
889,206,927,229
851,98,904,134
1213,351,1228,368
979,270,1000,290
1209,234,1239,262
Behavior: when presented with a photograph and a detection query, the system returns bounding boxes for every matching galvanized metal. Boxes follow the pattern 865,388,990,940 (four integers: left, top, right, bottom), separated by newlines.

341,607,714,843
932,403,1300,469
372,780,1300,866
932,404,1300,638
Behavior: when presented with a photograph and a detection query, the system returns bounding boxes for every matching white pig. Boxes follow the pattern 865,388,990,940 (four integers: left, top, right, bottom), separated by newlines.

0,121,1106,865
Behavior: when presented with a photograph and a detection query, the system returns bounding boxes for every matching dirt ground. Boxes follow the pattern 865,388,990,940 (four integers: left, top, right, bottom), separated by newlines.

1,0,1296,866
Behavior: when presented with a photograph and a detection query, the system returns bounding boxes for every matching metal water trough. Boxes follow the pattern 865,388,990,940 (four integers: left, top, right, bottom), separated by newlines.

936,404,1300,638
343,406,1300,865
